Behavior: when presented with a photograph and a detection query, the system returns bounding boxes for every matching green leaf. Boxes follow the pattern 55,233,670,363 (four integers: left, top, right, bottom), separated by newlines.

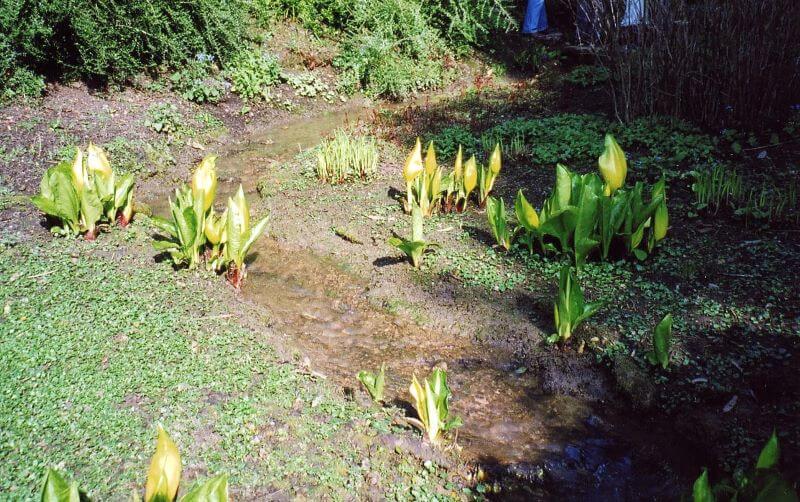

79,186,104,233
150,216,178,237
357,364,386,403
114,174,135,212
241,216,269,258
653,314,673,369
40,469,82,502
572,174,601,269
692,469,715,502
51,169,80,230
179,474,229,502
486,196,511,250
752,473,798,502
756,431,780,470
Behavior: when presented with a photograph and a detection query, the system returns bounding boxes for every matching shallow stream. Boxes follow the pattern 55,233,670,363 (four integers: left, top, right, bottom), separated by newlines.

148,105,686,500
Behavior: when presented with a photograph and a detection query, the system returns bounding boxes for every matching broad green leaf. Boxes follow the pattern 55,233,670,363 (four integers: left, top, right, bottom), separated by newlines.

30,195,60,218
179,474,229,502
150,216,178,237
553,164,573,210
653,314,673,369
40,469,81,502
756,431,780,470
51,169,80,230
357,364,386,402
241,216,269,258
692,469,715,502
572,174,601,269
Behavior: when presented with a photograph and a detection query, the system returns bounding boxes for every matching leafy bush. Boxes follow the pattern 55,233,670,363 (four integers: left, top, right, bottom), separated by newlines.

480,114,609,165
283,71,335,100
152,157,268,288
511,136,669,267
225,49,282,101
429,125,477,160
170,62,225,104
2,67,45,101
263,0,351,35
423,0,517,55
0,0,247,85
334,0,452,99
434,114,715,168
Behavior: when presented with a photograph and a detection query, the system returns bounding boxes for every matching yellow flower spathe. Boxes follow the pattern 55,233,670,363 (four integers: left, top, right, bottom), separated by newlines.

191,155,218,212
598,134,627,195
402,138,424,184
144,425,181,502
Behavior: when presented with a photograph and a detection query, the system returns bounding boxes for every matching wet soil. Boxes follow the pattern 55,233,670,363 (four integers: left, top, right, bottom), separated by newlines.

140,103,695,500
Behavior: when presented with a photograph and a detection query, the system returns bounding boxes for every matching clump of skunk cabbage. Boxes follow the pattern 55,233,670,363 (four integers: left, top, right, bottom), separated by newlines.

152,156,268,289
31,144,135,239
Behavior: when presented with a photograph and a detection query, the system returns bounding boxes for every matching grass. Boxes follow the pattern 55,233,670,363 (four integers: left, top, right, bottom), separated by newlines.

316,130,379,183
0,223,466,500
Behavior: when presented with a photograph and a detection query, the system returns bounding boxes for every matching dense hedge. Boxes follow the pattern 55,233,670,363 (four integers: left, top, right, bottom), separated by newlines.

0,0,247,85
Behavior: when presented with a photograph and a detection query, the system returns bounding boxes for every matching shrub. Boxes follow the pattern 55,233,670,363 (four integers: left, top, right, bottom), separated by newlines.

2,67,45,101
572,0,800,127
334,0,452,99
0,0,247,85
423,0,517,55
225,49,282,101
263,0,351,35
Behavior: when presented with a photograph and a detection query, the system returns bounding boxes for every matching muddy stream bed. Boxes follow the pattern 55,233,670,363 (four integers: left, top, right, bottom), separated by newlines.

147,106,689,500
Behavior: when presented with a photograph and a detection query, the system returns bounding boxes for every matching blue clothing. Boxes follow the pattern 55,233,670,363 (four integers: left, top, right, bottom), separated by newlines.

621,0,645,26
522,0,548,34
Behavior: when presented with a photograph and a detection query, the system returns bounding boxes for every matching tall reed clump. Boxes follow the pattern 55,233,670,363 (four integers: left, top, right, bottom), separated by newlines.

316,130,379,183
568,0,800,128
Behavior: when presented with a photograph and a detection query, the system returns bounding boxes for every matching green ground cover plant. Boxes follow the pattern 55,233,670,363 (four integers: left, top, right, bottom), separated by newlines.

0,234,464,499
431,114,714,168
225,49,282,101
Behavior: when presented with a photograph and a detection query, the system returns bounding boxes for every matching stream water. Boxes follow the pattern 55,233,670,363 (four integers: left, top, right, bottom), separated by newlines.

148,105,686,500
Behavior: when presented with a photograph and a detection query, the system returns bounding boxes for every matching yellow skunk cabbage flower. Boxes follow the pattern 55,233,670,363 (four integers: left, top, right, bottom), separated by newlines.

86,143,112,179
489,143,502,175
70,148,87,194
192,155,218,212
424,141,437,176
598,134,627,195
144,425,181,502
453,145,463,181
403,138,424,184
463,156,478,197
228,185,250,235
515,189,540,230
205,208,228,245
